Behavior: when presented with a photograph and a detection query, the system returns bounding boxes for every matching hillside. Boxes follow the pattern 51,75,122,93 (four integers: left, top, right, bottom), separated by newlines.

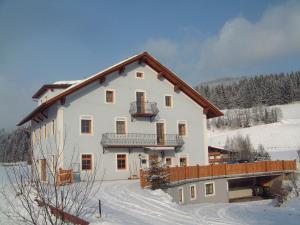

209,102,300,160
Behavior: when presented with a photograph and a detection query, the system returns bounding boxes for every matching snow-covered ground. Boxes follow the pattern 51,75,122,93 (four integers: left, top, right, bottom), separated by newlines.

209,102,300,160
87,180,300,225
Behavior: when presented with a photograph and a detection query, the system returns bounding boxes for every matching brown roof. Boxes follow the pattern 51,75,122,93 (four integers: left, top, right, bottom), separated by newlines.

17,52,223,126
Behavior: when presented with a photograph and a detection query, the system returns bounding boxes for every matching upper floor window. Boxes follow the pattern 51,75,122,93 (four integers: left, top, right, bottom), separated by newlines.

165,95,173,107
81,154,92,171
105,90,115,103
136,72,144,79
178,121,187,137
116,119,126,134
80,116,93,135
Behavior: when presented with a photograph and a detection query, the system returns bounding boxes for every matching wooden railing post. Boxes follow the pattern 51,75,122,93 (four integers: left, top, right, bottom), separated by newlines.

282,160,285,171
197,164,200,178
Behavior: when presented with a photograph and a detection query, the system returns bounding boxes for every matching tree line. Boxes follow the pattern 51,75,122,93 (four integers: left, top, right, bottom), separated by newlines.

208,105,281,130
0,128,30,163
196,71,300,109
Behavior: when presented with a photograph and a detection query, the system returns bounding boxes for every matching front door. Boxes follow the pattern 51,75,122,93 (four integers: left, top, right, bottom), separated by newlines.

136,92,145,113
156,122,165,145
40,159,47,182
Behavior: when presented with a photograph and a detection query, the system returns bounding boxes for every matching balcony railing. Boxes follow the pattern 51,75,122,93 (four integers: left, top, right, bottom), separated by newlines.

101,133,184,148
129,101,159,117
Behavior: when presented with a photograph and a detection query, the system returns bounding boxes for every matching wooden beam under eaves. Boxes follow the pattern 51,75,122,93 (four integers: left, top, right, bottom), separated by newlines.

41,112,48,119
37,116,44,122
99,77,106,84
174,84,181,92
138,56,146,65
157,72,163,79
33,119,39,123
60,97,66,105
119,66,125,74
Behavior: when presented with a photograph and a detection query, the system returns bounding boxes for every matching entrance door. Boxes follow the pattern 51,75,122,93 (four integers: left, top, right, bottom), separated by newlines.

156,122,165,145
136,92,145,113
40,159,47,182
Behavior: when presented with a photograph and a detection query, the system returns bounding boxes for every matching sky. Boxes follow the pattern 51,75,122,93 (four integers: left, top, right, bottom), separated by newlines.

1,0,300,129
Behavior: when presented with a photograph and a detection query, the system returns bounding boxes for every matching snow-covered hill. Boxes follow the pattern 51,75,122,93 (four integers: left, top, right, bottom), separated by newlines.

209,102,300,160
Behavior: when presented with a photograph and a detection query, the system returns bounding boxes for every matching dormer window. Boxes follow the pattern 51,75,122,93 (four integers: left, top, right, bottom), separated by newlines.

136,72,144,79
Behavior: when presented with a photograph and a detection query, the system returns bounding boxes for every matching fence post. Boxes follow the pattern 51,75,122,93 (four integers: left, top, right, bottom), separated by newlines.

197,164,200,178
282,160,285,171
98,200,102,218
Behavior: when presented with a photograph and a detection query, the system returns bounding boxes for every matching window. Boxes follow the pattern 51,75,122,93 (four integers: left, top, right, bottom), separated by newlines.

178,188,184,203
136,72,144,79
105,90,115,103
116,120,126,134
81,154,92,171
165,95,172,107
117,154,127,170
178,122,187,136
80,116,92,134
179,157,187,167
190,185,196,200
205,182,215,196
165,157,172,166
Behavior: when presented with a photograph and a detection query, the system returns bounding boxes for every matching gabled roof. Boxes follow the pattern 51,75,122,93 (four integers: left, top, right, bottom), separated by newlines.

17,52,223,126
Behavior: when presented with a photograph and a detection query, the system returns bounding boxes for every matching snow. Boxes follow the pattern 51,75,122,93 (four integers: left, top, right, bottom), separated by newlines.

209,102,300,160
53,80,82,85
82,180,300,225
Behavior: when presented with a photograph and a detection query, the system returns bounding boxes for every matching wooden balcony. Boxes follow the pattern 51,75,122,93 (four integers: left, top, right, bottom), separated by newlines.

101,133,184,148
140,160,297,188
129,101,159,118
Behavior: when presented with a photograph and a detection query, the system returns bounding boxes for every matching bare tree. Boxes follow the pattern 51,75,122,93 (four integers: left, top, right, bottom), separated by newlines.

0,130,102,225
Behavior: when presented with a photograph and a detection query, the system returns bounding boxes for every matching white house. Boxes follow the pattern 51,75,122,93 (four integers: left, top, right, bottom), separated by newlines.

17,52,223,181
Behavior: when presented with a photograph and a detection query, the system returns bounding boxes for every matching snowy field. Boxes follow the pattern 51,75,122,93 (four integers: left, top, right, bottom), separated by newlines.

209,102,300,160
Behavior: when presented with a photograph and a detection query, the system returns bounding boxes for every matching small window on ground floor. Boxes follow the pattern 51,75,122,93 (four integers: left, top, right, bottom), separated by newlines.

117,154,127,170
165,157,172,166
81,154,92,171
205,182,215,196
179,156,187,167
190,185,196,200
178,188,184,203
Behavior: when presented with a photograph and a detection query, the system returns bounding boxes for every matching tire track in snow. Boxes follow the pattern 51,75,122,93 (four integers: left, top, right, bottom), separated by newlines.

98,180,197,225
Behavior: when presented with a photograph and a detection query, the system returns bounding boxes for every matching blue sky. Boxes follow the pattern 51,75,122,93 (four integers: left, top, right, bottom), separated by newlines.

1,0,300,129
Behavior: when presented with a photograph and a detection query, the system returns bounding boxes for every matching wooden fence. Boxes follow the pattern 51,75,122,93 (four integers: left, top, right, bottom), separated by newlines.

36,199,89,225
57,168,74,186
140,160,297,188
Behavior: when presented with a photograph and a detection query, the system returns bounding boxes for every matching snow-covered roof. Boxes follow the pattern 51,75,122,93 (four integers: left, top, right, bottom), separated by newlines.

53,80,82,85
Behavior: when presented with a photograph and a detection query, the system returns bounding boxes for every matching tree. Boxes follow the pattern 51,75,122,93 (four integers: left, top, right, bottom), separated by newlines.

145,159,169,190
0,131,101,225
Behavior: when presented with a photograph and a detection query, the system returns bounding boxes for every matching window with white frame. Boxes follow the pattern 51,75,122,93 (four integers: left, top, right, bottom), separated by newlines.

205,182,215,196
81,154,92,171
80,116,93,134
165,95,172,107
178,121,187,136
116,118,126,135
179,156,188,167
136,72,144,79
178,188,184,203
165,157,172,166
117,154,127,170
105,90,115,103
190,185,196,200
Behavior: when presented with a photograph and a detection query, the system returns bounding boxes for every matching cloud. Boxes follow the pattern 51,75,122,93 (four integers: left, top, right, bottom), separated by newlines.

142,1,300,80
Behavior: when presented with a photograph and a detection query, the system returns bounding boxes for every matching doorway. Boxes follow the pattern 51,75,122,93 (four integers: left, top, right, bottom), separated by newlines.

156,122,165,145
136,91,146,113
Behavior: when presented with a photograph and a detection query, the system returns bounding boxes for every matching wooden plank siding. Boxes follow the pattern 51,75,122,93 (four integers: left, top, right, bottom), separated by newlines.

140,160,297,188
